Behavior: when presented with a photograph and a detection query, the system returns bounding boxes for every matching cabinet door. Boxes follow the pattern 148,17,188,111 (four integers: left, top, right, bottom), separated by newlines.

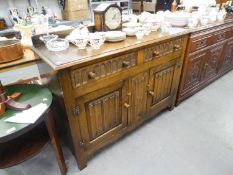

147,59,178,115
129,72,149,125
183,51,207,91
219,39,233,72
76,80,129,153
202,44,224,81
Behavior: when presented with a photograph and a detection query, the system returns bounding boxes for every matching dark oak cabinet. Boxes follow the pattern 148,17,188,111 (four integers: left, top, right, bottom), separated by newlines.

219,38,233,73
177,21,233,105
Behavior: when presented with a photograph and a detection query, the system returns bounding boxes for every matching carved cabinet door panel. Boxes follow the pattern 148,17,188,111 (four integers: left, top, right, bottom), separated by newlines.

183,51,207,91
219,39,233,72
76,80,129,154
202,44,224,81
147,59,178,116
129,72,149,125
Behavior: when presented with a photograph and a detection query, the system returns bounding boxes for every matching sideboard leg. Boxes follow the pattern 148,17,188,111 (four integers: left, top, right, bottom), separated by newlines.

169,104,175,111
77,157,87,170
45,109,67,175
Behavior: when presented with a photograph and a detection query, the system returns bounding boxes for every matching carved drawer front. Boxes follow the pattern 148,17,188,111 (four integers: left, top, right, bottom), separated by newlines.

189,34,212,53
144,38,183,62
212,28,231,43
71,52,137,88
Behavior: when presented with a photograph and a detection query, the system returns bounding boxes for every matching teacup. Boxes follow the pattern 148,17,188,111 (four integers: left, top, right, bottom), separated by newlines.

135,29,144,41
72,36,88,49
89,34,103,50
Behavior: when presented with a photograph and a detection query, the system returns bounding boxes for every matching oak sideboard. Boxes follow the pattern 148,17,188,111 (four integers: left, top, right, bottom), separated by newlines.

32,29,189,169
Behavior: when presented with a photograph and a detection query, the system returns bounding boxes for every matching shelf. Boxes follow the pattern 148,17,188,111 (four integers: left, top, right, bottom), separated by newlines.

0,123,49,168
90,0,129,4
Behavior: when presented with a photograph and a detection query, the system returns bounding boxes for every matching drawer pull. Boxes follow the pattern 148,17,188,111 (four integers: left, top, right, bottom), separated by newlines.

148,90,155,96
122,61,130,67
88,72,96,79
173,45,180,50
153,51,160,57
204,63,209,69
124,103,130,108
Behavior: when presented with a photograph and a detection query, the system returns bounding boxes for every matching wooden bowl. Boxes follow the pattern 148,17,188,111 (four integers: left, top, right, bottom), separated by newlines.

0,40,23,64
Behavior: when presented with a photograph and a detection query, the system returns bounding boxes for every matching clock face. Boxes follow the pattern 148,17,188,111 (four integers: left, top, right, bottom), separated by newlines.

105,7,121,30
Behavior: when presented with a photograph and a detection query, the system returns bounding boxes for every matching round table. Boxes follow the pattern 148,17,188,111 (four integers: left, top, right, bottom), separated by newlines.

0,84,67,175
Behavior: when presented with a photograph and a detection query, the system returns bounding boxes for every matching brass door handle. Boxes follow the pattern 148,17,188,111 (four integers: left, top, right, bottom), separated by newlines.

148,90,155,96
124,103,130,108
122,61,130,67
88,72,96,79
153,51,160,57
204,63,209,69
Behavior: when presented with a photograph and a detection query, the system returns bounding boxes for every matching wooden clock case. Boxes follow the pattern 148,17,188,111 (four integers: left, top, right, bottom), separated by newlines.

94,3,122,31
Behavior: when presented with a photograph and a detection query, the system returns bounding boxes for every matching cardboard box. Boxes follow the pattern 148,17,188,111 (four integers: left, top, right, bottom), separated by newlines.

64,0,88,11
62,9,89,21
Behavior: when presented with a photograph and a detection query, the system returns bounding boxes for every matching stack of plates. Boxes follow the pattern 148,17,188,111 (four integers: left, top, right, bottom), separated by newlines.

122,22,142,28
105,31,126,42
164,12,190,27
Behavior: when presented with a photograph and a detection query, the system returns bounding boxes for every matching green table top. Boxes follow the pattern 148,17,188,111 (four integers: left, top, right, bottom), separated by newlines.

0,84,52,141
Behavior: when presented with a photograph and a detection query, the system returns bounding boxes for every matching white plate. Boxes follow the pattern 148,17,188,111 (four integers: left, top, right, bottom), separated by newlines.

106,37,126,42
122,22,142,28
105,31,126,41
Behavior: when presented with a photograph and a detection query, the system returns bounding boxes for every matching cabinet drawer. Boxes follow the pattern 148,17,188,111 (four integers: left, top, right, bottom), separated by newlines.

71,52,137,88
144,38,183,62
212,28,231,43
189,34,212,53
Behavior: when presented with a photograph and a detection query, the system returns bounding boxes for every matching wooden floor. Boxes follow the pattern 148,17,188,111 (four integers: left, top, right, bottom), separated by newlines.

1,70,233,175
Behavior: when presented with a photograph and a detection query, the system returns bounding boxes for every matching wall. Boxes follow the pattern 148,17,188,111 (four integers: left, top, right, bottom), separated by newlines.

0,0,62,26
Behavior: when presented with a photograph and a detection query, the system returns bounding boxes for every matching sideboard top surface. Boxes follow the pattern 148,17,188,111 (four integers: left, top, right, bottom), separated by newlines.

31,16,233,71
32,27,189,71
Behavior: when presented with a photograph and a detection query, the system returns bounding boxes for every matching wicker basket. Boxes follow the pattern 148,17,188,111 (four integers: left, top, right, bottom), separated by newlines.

0,40,23,64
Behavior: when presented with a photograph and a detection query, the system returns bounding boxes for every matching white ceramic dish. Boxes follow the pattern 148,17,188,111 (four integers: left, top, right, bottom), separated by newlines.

122,22,142,28
105,31,126,42
122,28,137,36
164,12,190,27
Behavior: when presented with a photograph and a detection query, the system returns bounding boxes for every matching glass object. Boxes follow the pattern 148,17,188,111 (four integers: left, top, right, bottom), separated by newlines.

136,29,144,41
142,24,152,35
46,38,69,52
39,34,58,44
200,16,209,25
160,22,171,33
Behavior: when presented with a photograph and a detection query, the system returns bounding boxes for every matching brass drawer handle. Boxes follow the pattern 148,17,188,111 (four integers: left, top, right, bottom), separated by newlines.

148,90,155,96
153,51,160,57
173,44,180,50
122,61,130,67
204,63,208,69
124,102,130,108
88,72,96,79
